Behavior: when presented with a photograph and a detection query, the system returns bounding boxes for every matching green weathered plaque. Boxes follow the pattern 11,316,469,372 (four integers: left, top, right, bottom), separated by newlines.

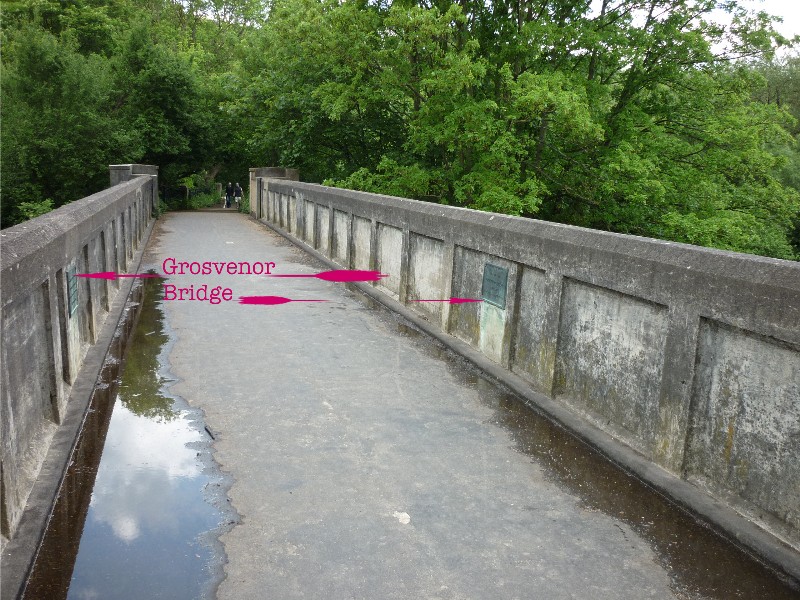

66,267,78,316
481,263,508,309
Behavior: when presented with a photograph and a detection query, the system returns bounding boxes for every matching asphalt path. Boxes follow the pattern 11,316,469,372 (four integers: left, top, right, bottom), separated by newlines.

145,211,681,599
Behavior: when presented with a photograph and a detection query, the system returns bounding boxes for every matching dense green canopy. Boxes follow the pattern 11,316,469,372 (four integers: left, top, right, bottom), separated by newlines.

2,0,799,259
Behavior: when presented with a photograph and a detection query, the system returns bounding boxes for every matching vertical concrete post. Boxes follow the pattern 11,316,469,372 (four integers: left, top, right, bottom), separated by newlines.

41,278,60,424
369,219,379,284
99,229,110,312
249,169,258,218
399,229,411,304
539,272,566,397
440,242,456,333
267,182,273,223
133,196,140,248
46,272,67,421
270,186,275,223
82,245,97,344
499,264,521,369
118,214,128,272
126,206,133,260
327,201,335,259
109,165,133,186
1,361,18,537
55,267,73,386
347,212,356,270
657,306,700,472
297,190,305,237
310,197,317,246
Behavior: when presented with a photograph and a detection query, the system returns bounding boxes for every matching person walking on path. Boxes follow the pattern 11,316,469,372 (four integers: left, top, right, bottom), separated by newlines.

234,183,243,208
225,182,234,208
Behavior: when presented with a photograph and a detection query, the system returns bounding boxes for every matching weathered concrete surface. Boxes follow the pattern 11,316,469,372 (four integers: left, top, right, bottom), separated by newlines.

553,281,669,456
109,163,159,187
258,178,800,560
1,167,157,543
1,219,155,600
143,212,800,599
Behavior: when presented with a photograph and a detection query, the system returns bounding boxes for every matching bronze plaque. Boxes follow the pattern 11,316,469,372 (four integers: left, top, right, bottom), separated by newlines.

66,267,78,316
481,263,508,309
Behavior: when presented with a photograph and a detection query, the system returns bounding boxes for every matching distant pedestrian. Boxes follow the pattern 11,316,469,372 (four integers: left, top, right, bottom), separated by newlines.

234,183,243,207
225,182,233,208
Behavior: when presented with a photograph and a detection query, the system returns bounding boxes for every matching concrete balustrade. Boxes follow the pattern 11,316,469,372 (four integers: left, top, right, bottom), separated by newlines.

249,167,299,219
253,174,800,559
1,166,158,543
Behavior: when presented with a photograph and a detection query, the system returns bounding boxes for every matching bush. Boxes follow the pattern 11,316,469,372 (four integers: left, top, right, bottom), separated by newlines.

237,193,250,214
188,191,222,209
14,198,54,221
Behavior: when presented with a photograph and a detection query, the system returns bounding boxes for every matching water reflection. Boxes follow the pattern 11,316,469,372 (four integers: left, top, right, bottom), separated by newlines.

117,275,175,422
24,277,227,600
66,402,220,600
391,318,800,599
472,381,800,599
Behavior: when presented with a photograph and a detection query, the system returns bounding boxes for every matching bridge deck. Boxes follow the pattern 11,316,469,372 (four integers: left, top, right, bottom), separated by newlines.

144,212,765,599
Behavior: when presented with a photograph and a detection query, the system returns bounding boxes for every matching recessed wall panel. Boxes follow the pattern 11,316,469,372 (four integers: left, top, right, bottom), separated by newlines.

333,210,350,265
353,217,372,271
554,280,668,450
450,247,513,363
376,224,403,298
408,234,445,320
511,266,549,390
304,201,315,245
686,320,800,532
280,194,288,228
317,206,330,255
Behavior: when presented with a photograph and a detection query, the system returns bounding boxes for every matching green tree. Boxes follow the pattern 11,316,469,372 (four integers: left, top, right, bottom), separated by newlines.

1,0,260,224
236,0,799,259
752,55,800,253
1,25,139,225
3,0,798,258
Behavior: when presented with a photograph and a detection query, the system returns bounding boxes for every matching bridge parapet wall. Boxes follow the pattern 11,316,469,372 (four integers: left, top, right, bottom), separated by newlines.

250,168,300,220
109,163,159,187
1,167,157,542
259,177,800,553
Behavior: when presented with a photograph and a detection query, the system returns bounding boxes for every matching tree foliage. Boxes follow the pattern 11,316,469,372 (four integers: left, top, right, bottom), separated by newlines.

0,0,249,224
230,0,799,259
1,0,798,259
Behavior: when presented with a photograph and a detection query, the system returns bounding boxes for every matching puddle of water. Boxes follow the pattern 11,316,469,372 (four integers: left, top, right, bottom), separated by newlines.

24,277,232,600
390,317,800,599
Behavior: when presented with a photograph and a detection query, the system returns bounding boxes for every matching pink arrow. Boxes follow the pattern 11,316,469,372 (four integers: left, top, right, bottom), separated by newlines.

238,296,329,305
76,272,162,280
269,269,388,282
411,298,484,304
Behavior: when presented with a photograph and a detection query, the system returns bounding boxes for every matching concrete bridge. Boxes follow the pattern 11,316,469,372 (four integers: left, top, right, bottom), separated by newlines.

2,165,799,598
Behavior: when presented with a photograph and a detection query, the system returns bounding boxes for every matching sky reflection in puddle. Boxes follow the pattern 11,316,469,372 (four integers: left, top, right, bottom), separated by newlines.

65,275,224,600
25,277,228,600
67,400,220,600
